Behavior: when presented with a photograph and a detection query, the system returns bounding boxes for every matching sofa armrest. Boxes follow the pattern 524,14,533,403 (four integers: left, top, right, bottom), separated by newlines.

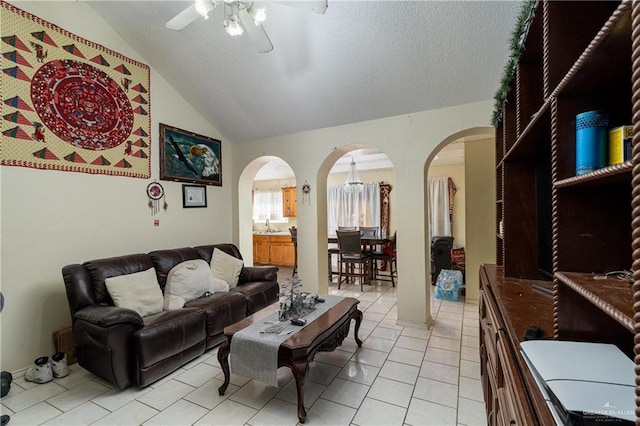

239,266,279,284
74,305,144,328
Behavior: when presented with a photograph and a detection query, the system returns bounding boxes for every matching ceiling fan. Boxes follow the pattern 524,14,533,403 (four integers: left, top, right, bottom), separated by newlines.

166,0,328,53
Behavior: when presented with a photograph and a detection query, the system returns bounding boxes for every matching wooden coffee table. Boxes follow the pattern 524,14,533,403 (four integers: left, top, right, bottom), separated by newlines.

217,297,363,423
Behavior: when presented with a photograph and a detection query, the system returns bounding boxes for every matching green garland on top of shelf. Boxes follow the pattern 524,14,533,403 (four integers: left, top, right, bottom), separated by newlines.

492,0,537,127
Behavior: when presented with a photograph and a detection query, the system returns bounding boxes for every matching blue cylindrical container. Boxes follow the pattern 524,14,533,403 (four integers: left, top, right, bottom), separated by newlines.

576,110,608,175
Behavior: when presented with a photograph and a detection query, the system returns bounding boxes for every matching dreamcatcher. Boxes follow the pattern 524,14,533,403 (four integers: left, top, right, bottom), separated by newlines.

302,181,311,205
146,181,167,215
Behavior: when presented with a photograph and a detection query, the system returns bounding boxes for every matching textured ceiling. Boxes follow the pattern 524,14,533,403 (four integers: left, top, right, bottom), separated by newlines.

89,1,522,143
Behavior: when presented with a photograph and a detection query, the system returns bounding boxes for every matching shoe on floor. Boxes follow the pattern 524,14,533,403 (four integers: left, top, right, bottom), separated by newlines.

0,371,12,397
24,356,52,384
51,352,69,378
0,414,10,425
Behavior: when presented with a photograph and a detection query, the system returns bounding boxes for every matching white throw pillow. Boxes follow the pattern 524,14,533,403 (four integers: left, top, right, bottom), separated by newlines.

105,268,164,317
163,259,229,310
210,248,243,289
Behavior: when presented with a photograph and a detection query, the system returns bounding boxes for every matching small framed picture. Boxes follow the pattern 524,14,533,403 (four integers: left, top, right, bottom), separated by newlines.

182,184,207,208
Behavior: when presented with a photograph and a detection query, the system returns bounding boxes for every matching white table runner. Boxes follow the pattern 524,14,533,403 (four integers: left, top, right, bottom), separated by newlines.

230,295,343,386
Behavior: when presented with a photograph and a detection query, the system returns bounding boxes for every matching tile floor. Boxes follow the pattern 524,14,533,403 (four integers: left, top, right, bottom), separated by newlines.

1,269,486,425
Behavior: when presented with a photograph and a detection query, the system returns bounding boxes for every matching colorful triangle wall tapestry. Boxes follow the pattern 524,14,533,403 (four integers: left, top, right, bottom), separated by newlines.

1,3,151,178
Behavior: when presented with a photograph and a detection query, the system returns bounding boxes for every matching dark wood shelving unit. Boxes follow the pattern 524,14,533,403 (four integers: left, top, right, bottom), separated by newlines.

481,1,638,423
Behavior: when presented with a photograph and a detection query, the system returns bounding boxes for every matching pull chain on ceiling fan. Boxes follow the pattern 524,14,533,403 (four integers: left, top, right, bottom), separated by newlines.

166,0,328,53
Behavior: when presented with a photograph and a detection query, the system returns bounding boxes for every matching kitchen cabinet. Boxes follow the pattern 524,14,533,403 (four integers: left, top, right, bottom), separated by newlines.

253,234,295,267
282,186,297,217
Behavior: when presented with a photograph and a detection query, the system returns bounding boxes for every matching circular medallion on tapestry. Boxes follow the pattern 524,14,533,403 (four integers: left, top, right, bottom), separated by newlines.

30,59,134,150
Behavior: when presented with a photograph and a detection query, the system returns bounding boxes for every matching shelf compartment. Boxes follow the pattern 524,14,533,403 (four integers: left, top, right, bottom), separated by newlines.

547,1,627,96
502,100,552,164
554,161,631,188
555,183,631,274
555,271,633,357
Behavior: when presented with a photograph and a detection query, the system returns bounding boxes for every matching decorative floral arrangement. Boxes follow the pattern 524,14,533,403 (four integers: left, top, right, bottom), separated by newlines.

278,276,317,321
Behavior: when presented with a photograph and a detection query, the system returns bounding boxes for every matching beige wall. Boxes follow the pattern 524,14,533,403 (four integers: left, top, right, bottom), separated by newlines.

1,2,233,372
464,139,496,300
233,104,496,330
428,163,466,247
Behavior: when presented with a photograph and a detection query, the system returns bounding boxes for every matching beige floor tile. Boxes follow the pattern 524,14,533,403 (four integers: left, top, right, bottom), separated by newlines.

143,399,209,426
247,398,299,426
304,398,356,425
352,397,407,426
9,401,62,425
194,399,257,426
395,336,428,352
458,377,483,402
378,360,419,385
183,377,239,410
363,336,396,353
337,361,381,386
275,377,326,408
350,348,389,368
92,400,159,426
320,378,369,409
413,377,458,408
46,380,110,412
367,376,413,408
419,361,459,385
429,335,461,353
1,381,67,413
460,360,481,379
308,361,342,385
42,401,109,425
405,397,456,426
387,347,424,367
424,347,460,367
457,397,487,426
228,379,279,410
136,380,195,411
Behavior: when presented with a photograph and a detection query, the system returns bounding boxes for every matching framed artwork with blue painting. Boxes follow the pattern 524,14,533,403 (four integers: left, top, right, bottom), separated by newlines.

159,123,222,186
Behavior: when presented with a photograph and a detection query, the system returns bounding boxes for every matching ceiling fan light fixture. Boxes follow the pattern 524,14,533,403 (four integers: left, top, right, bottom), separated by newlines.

195,0,214,19
248,5,266,25
225,18,244,36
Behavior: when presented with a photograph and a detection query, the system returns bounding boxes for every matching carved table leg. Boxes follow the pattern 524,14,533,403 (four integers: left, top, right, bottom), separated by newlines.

217,341,231,395
352,309,363,347
290,360,309,423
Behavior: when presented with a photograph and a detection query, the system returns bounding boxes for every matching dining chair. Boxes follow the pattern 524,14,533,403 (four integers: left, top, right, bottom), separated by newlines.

328,226,358,281
289,226,297,277
336,230,371,291
370,231,396,287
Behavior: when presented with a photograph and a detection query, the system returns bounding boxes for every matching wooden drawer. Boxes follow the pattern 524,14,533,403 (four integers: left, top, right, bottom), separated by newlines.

496,335,528,425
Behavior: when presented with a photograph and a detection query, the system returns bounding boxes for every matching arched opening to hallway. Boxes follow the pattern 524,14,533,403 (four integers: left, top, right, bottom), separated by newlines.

424,126,497,303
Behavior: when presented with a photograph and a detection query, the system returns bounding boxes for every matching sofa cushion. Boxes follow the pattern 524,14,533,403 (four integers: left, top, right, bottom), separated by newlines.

185,291,247,345
134,308,206,368
210,248,243,289
148,247,200,291
104,268,164,317
231,280,280,315
164,260,229,310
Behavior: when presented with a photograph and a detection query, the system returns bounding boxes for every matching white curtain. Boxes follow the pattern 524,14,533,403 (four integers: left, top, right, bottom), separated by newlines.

327,182,381,236
428,176,451,240
252,189,285,221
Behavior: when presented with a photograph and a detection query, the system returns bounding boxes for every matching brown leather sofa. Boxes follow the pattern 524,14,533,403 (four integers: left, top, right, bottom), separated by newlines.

62,243,279,389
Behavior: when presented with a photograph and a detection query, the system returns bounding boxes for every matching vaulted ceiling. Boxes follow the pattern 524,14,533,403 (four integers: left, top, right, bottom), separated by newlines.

89,1,522,144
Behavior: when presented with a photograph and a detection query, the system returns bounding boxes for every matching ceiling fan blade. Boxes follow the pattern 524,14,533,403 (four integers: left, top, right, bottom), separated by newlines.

239,10,274,53
166,4,201,31
271,0,328,14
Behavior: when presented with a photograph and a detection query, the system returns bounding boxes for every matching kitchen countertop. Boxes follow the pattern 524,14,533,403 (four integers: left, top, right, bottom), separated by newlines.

252,231,291,236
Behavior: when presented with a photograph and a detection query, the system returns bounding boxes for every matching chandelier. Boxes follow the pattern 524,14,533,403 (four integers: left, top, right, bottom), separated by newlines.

344,157,364,193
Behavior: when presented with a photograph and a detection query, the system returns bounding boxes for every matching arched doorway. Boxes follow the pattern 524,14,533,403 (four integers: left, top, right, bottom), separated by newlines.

424,126,496,302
